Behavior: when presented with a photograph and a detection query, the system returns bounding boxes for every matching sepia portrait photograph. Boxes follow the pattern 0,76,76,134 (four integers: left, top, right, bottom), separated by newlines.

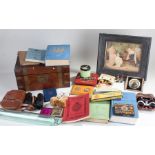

104,41,142,72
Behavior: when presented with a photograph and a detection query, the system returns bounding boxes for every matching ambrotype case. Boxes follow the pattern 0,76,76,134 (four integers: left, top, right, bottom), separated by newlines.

14,56,70,91
113,104,135,117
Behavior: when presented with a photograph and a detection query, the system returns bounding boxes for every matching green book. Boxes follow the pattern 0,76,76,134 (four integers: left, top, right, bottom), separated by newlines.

86,101,110,123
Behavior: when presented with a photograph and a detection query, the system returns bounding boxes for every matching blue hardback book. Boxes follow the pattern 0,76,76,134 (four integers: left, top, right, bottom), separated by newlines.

45,45,70,66
43,88,57,102
26,48,46,63
110,92,139,124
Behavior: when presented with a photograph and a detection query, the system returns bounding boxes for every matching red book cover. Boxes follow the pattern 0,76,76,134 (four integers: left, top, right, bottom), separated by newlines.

74,73,98,86
62,94,89,123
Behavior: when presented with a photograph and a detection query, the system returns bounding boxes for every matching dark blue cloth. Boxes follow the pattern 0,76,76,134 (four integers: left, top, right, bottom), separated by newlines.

43,88,57,102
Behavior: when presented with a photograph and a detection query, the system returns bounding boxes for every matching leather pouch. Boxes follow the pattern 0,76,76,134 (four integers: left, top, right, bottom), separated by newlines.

1,90,26,110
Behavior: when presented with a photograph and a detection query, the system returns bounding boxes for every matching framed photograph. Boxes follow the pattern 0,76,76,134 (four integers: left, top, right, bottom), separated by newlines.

97,33,152,80
125,76,144,92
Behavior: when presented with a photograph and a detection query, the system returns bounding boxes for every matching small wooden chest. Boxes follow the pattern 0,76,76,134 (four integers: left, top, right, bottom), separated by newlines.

14,57,70,91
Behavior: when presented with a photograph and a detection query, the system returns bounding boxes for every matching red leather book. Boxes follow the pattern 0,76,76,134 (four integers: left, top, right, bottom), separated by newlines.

63,94,89,123
74,73,98,86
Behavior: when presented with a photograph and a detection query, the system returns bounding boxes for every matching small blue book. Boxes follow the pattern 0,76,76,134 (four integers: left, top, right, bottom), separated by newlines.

43,88,57,102
45,45,70,66
26,48,46,63
110,92,139,125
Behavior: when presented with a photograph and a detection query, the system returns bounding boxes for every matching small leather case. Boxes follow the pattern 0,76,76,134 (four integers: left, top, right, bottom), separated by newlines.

113,104,135,117
0,90,26,110
74,73,98,86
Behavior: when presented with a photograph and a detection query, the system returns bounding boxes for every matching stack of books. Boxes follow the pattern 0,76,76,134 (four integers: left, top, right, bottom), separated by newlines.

85,91,122,123
70,75,139,124
71,73,126,124
85,92,139,125
18,45,70,66
110,92,139,125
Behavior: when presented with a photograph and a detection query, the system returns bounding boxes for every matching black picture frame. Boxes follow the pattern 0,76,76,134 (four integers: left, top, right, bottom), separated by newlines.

97,33,152,80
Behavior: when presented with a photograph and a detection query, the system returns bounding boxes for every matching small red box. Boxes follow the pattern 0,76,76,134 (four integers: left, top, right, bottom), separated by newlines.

74,73,98,86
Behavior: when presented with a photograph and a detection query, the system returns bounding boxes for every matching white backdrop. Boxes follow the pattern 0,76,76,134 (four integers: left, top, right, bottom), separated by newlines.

0,30,155,96
1,1,155,154
0,29,154,74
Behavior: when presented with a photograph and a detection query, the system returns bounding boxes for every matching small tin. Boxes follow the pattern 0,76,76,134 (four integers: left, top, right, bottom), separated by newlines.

80,65,91,78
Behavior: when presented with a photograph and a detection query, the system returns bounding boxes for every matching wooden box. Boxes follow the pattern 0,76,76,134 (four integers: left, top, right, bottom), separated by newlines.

14,57,70,91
